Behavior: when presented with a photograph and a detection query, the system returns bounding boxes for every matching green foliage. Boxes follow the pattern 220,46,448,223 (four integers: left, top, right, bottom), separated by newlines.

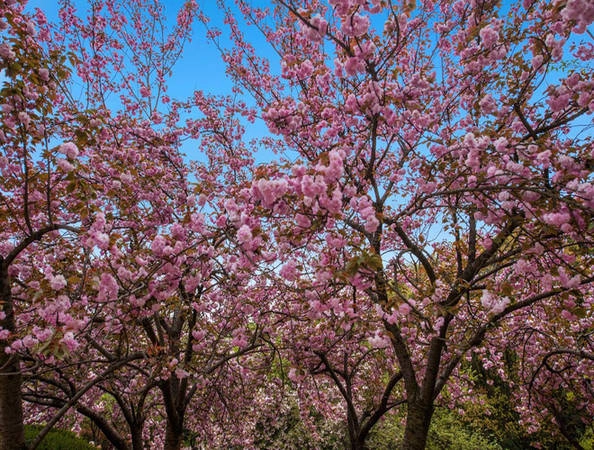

365,411,403,450
24,425,97,450
253,403,346,450
580,426,594,450
264,399,590,450
366,408,502,450
462,353,592,449
426,408,503,450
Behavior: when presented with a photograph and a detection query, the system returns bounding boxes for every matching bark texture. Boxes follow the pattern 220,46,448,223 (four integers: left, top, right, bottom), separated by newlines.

401,402,434,450
0,262,25,450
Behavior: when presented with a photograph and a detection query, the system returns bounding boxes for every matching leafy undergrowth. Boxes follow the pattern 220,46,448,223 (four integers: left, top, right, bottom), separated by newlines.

25,425,98,450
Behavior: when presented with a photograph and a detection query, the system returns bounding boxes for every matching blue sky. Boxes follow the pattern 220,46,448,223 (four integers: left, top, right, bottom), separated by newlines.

25,0,236,95
23,0,276,160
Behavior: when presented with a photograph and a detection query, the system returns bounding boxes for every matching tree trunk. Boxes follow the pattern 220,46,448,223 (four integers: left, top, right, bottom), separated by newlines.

346,418,368,450
160,374,187,450
349,437,369,450
131,422,145,450
0,263,25,450
400,402,434,450
0,364,24,450
163,421,183,450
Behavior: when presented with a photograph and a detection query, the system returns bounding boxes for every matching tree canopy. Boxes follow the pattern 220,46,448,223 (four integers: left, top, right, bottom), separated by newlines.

0,0,592,449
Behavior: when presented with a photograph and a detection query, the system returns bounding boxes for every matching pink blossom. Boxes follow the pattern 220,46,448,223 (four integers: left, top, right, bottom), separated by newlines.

252,178,288,207
120,172,133,184
56,158,74,172
320,187,343,214
328,296,341,312
97,273,118,303
22,335,37,349
561,0,594,33
18,112,30,128
363,213,379,233
280,259,299,281
92,212,106,230
296,59,314,79
61,331,79,352
38,68,50,82
320,149,344,182
302,14,328,42
300,175,326,198
288,368,299,382
231,329,248,348
25,21,36,36
547,92,570,113
308,299,324,318
535,150,552,167
433,317,445,333
479,25,499,48
359,205,379,233
151,112,163,124
368,331,389,349
465,148,480,171
481,290,509,314
192,329,206,341
170,223,187,241
49,274,67,290
558,267,581,289
577,90,592,108
542,211,571,227
344,56,365,76
566,275,581,289
215,214,227,228
168,358,179,369
342,13,370,37
479,94,497,114
295,213,311,229
398,303,411,316
494,137,508,152
59,142,79,159
385,308,399,324
190,213,205,233
560,223,573,233
0,43,15,60
326,233,346,249
88,231,110,250
420,181,437,194
236,224,253,245
223,198,240,221
151,235,167,256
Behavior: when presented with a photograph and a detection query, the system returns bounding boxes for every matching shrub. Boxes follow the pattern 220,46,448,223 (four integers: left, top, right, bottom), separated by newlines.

24,425,98,450
366,408,502,450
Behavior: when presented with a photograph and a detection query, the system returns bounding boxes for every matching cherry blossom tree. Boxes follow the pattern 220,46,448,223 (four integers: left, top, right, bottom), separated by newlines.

481,283,594,446
210,0,594,448
1,1,270,449
0,1,99,446
2,0,593,449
